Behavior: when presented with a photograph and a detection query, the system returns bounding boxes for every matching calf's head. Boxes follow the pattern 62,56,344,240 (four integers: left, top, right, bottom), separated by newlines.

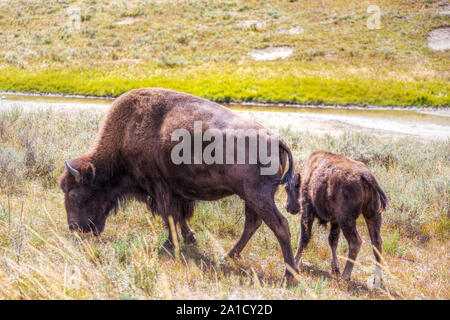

59,158,113,236
285,173,301,214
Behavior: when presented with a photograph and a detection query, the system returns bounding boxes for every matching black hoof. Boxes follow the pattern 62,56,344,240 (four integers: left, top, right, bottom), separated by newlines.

161,239,174,250
184,235,197,246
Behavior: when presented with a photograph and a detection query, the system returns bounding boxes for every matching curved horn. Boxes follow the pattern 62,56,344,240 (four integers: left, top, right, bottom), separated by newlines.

65,161,81,183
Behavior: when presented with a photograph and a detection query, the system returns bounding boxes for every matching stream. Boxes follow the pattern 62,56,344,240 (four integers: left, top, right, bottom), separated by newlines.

0,93,449,140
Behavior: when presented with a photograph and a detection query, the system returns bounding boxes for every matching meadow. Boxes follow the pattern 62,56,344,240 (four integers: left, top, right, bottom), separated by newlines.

0,0,449,106
0,106,448,299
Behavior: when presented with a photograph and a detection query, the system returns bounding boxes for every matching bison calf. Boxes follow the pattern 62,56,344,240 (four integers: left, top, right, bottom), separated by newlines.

285,151,389,287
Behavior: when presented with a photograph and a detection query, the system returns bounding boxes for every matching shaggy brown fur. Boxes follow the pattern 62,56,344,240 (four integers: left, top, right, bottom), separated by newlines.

285,151,388,285
59,88,298,279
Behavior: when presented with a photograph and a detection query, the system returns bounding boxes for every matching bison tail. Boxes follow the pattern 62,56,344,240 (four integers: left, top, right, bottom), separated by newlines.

377,185,389,212
278,139,294,185
362,171,389,212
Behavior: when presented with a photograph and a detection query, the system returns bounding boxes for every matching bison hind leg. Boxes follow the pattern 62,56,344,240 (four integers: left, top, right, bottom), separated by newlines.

249,199,298,283
339,215,362,282
227,204,262,259
328,222,341,276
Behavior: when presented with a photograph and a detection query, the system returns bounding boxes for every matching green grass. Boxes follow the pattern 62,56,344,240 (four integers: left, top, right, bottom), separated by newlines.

0,106,448,299
383,229,407,258
0,0,448,106
0,67,448,106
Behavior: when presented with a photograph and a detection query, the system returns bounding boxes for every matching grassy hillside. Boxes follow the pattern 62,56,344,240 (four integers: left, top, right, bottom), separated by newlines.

0,0,448,106
0,107,448,299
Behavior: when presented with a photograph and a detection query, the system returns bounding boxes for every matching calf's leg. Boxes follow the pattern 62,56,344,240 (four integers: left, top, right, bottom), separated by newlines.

294,212,314,266
339,218,362,281
363,210,383,289
227,204,262,258
328,222,341,276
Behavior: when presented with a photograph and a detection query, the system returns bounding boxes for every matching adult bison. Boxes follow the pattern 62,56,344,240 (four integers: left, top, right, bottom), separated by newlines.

284,151,389,288
59,88,298,280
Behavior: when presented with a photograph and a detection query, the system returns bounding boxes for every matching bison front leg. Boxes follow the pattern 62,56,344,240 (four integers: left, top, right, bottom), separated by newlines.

227,204,262,259
155,183,182,251
180,200,197,245
162,215,180,250
180,219,197,245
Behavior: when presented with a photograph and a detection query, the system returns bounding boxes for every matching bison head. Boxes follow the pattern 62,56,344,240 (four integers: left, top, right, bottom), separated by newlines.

59,158,112,236
285,172,301,214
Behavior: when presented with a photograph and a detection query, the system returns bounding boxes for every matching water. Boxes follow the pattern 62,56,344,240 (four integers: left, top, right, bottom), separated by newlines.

0,93,449,140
